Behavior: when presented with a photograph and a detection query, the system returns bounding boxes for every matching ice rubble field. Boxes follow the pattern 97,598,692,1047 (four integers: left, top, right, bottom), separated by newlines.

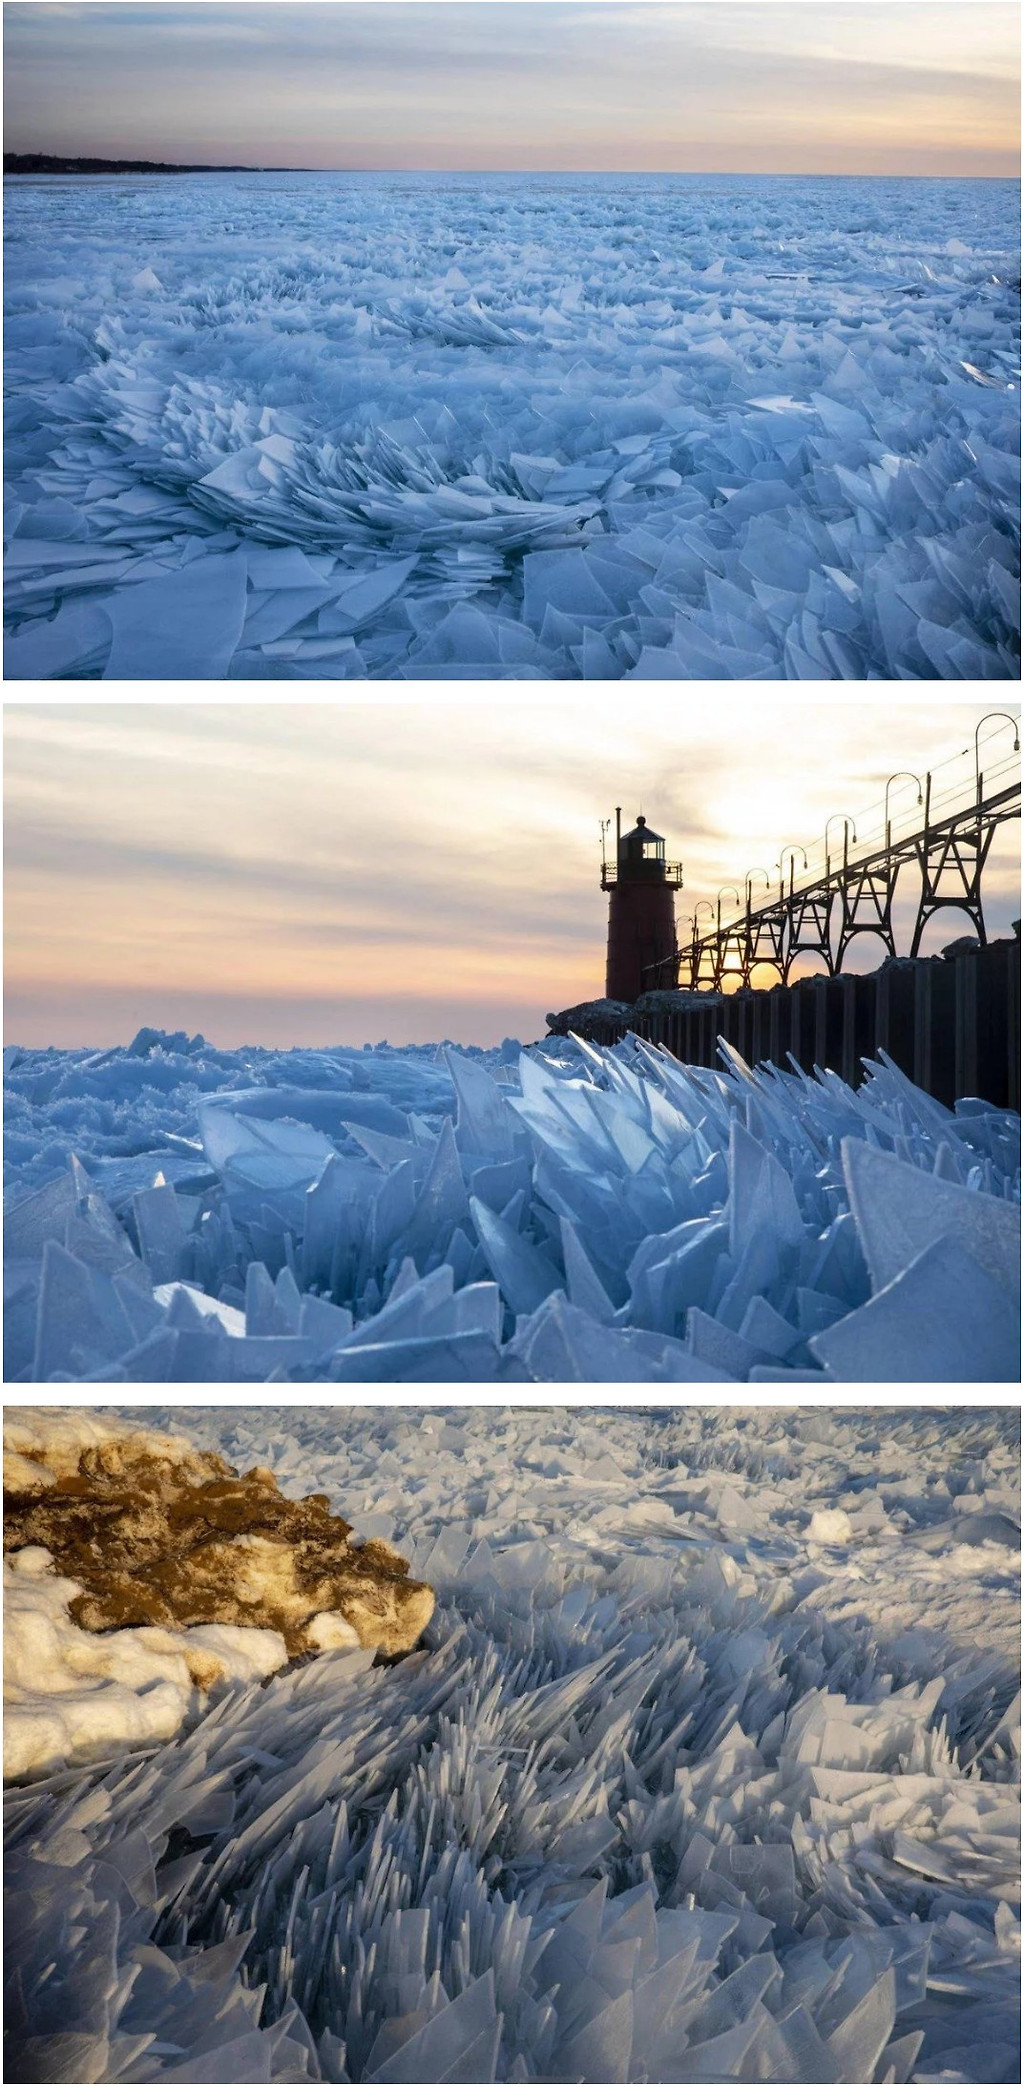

4,1405,1021,2086
4,171,1021,681
3,1026,1020,1384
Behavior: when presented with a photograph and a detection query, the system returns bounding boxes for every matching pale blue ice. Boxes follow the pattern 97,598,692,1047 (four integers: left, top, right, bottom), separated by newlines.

5,1404,1020,2082
4,1028,1019,1382
4,172,1020,679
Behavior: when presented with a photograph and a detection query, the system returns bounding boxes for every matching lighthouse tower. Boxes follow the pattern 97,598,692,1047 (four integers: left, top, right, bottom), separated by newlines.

602,809,683,1002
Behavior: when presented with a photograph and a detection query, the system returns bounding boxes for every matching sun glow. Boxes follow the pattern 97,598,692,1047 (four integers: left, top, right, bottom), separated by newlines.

4,700,1019,1049
4,2,1019,175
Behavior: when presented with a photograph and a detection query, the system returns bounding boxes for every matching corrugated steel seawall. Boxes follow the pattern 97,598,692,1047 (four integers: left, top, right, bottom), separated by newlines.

576,939,1021,1112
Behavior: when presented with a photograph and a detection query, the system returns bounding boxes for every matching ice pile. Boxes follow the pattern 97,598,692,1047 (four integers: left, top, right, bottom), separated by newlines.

5,172,1019,678
4,1029,1020,1382
5,1405,1020,2083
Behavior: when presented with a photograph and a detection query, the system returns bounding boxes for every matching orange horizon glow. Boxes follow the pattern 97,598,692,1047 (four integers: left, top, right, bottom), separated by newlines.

4,700,1020,1050
4,4,1020,181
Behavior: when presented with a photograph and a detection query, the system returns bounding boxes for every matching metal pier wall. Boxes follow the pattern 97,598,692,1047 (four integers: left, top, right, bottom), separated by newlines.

576,939,1021,1112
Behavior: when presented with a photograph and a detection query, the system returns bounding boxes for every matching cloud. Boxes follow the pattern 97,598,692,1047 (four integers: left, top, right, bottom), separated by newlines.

4,699,1018,1048
4,812,599,956
4,1,1018,173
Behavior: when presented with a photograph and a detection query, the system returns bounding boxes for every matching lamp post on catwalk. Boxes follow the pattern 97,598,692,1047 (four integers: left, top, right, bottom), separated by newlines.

601,807,683,1003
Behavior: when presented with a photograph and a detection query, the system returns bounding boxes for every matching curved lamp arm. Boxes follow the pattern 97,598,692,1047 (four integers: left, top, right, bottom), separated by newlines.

974,713,1020,794
884,772,922,845
717,884,741,930
779,845,808,896
824,814,857,873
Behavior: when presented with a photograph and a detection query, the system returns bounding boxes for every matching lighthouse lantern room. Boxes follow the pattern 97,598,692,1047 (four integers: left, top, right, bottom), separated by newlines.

601,808,683,1003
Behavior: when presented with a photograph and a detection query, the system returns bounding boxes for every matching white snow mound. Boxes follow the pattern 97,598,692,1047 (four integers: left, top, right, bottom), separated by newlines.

4,1547,290,1780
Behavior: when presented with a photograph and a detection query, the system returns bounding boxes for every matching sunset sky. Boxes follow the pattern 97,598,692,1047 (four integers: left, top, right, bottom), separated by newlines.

4,698,1019,1049
4,1,1020,178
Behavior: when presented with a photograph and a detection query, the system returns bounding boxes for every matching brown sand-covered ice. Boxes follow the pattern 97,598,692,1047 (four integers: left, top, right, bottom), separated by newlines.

4,1414,435,1659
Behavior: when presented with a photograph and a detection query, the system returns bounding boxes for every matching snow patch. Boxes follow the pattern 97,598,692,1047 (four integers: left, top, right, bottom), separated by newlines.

808,1507,854,1545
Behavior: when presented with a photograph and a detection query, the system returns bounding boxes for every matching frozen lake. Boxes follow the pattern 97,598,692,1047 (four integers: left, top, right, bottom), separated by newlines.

4,1403,1020,2083
4,1028,1020,1382
4,172,1020,679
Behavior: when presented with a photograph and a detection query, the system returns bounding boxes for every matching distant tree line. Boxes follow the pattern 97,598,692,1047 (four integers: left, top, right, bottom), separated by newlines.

4,153,271,174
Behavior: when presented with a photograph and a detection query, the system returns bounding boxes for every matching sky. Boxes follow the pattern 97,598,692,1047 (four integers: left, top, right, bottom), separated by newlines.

4,697,1019,1049
3,1,1020,178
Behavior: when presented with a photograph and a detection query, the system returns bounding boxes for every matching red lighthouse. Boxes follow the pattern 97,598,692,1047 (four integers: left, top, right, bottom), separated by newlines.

602,809,683,1002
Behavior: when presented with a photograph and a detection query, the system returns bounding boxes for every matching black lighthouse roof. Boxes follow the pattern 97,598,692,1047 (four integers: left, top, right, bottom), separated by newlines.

621,814,664,846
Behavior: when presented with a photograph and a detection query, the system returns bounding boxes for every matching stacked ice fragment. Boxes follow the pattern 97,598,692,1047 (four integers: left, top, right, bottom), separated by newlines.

4,1029,1019,1382
5,1404,1020,2083
4,172,1019,678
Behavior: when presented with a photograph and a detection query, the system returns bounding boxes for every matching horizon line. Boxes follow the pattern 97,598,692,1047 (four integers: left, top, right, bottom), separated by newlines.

6,159,1020,181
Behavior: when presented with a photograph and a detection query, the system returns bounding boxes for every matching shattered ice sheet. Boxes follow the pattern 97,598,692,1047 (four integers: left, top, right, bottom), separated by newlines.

4,1404,1020,2084
4,172,1020,680
3,1027,1020,1383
